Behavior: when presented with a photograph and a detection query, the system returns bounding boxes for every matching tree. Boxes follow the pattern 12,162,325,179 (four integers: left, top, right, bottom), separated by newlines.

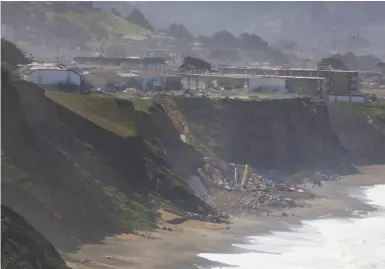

1,39,32,67
318,57,349,71
239,33,269,50
376,62,385,74
125,8,154,31
210,30,238,48
168,23,194,41
196,35,211,46
111,8,121,17
179,56,211,72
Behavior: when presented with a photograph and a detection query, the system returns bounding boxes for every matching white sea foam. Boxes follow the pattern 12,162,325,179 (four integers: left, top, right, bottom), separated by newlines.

198,185,385,269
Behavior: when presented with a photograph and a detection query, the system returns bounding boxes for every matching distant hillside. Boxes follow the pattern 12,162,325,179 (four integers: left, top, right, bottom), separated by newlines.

128,2,385,50
320,52,384,71
196,31,289,65
125,8,154,31
1,2,146,49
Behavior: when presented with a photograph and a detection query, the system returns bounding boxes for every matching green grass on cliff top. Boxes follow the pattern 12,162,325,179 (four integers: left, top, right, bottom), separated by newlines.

46,92,138,137
47,10,145,39
349,102,385,119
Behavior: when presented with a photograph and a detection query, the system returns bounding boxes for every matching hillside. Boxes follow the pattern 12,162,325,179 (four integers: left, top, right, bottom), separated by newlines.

1,205,69,269
122,2,385,49
125,8,154,31
4,40,385,268
1,76,213,250
1,2,146,49
3,75,385,264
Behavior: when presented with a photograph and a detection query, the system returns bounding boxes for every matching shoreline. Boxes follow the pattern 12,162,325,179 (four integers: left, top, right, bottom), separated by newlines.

65,165,385,269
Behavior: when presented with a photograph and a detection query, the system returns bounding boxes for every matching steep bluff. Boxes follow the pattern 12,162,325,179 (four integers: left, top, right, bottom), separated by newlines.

174,97,348,172
3,76,385,256
2,80,210,250
328,103,385,164
1,205,69,269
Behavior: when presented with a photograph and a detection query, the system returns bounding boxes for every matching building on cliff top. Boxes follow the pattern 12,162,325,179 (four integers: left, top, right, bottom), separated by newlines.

180,73,330,97
19,63,82,91
73,56,167,73
218,66,359,95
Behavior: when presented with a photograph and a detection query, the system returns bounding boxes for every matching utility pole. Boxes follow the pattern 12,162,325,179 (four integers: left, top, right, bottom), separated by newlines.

100,44,103,70
56,47,59,63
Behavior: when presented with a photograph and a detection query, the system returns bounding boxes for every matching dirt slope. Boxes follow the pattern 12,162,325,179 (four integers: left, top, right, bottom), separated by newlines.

1,79,210,251
1,205,69,269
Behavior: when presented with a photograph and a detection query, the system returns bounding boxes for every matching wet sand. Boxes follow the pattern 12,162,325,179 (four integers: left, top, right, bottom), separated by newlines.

65,165,385,269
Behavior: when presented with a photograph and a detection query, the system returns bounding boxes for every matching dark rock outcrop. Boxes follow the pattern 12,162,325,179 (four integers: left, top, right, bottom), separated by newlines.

1,205,69,269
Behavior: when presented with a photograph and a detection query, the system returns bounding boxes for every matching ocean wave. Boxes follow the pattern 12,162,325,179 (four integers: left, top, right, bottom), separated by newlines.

198,185,385,269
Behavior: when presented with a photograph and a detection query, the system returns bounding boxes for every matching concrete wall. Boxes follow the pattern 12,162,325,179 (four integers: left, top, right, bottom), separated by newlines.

26,70,81,86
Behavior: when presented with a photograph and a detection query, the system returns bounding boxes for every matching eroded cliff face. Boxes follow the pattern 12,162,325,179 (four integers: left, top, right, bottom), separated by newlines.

3,76,384,257
1,80,211,251
174,97,348,172
327,103,385,164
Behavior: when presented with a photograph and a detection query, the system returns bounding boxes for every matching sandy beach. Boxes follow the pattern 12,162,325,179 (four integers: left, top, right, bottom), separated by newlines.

65,165,385,269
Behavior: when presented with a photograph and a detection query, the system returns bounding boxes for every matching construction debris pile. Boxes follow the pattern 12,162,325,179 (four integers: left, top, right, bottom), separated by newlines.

199,157,347,214
239,189,307,212
185,210,231,224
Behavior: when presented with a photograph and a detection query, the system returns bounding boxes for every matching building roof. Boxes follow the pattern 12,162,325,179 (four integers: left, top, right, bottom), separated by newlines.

74,56,142,64
219,66,359,73
73,56,166,65
117,73,141,77
20,63,81,76
161,74,181,78
179,73,328,80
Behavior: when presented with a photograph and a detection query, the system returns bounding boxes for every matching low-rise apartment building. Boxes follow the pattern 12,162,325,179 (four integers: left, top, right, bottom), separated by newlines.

218,66,359,94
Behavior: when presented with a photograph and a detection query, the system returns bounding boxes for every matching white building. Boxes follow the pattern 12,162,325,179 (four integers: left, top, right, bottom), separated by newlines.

21,63,82,90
